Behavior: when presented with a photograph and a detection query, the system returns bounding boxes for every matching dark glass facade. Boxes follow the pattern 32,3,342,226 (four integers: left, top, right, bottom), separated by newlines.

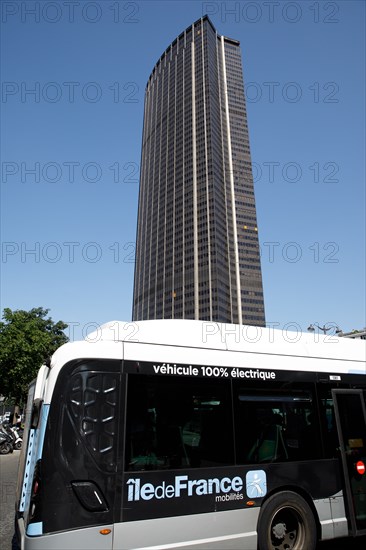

133,16,265,325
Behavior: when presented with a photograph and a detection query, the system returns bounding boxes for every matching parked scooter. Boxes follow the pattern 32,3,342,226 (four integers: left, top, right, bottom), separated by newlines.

0,427,14,454
11,424,23,450
1,423,22,450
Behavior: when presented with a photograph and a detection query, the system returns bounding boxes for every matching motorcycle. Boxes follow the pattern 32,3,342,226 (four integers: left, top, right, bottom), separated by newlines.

1,423,22,450
0,427,14,454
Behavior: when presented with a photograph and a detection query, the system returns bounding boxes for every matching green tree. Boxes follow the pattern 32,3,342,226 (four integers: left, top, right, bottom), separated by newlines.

0,307,68,404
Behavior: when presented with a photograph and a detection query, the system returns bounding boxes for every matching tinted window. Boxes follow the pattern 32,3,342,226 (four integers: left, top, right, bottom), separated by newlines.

125,375,234,470
234,387,322,463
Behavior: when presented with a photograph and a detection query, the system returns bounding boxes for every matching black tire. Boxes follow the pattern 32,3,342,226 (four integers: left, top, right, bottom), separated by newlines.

0,442,13,454
12,533,21,550
257,490,317,550
15,441,22,450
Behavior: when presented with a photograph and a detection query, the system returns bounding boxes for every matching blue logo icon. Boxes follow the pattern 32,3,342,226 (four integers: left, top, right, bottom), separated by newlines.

246,470,267,498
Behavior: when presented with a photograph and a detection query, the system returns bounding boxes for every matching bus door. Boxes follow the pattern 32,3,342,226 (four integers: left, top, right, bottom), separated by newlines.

332,389,366,535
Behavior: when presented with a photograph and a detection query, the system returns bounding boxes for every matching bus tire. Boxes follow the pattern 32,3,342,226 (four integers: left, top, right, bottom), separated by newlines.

11,533,20,550
257,490,317,550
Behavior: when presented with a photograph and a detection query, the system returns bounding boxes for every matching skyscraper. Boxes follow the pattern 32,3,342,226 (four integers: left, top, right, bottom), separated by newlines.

132,16,265,325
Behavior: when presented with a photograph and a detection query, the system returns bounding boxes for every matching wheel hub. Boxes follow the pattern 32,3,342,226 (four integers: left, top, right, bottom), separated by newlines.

272,522,287,540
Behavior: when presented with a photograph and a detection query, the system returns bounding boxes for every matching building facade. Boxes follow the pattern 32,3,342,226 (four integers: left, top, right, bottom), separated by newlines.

132,16,265,325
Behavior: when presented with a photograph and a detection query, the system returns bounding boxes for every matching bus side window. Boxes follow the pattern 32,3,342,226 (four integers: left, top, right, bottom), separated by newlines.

125,387,157,470
235,387,323,464
320,394,340,458
125,374,234,471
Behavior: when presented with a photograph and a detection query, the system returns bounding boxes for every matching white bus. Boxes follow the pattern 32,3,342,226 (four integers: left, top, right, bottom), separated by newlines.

14,320,366,550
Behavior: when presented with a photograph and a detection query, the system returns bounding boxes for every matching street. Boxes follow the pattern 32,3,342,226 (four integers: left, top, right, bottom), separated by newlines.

0,452,19,550
1,452,365,549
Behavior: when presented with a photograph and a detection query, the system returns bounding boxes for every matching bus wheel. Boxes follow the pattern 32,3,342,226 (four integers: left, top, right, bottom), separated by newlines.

11,533,20,550
257,491,317,550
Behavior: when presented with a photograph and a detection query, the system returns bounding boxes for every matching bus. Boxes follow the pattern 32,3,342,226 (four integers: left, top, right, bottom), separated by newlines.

14,320,366,550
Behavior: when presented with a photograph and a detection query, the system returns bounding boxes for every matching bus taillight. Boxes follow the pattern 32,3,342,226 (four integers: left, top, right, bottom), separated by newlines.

33,479,39,495
29,459,42,524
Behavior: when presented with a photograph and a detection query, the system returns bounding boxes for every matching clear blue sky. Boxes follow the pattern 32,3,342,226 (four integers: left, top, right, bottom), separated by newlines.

1,0,365,340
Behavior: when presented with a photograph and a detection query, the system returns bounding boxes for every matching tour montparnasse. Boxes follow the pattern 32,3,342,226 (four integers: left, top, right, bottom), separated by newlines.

133,15,265,326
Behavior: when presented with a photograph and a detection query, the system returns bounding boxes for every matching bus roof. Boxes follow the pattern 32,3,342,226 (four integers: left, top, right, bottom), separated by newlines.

43,320,366,397
83,320,366,363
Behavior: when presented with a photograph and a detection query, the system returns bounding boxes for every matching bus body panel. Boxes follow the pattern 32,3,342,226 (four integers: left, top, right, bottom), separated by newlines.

123,340,363,376
315,493,348,539
328,492,349,539
21,523,113,550
112,509,258,550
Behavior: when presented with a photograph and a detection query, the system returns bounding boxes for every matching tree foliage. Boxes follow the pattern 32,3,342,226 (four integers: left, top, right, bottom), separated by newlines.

0,307,68,403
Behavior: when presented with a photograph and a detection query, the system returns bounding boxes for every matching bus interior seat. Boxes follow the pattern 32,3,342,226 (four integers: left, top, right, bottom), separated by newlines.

247,420,289,463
